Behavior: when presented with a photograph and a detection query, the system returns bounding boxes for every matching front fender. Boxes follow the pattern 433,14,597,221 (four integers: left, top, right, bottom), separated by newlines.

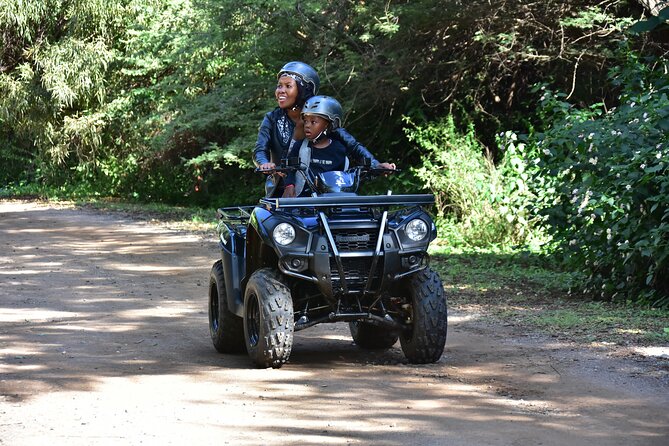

242,207,279,290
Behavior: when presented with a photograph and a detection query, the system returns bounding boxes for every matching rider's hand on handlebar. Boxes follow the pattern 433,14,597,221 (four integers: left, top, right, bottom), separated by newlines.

258,162,276,174
377,162,396,176
256,162,286,177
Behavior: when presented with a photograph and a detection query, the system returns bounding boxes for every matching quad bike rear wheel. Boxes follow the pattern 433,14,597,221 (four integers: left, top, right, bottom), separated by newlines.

208,260,245,353
243,268,294,368
399,267,447,363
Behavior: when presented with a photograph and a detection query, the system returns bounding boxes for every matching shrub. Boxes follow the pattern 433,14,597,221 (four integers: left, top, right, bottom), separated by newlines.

405,116,537,247
532,56,669,307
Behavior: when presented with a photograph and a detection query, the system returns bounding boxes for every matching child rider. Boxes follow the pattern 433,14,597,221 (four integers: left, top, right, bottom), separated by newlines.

282,95,395,198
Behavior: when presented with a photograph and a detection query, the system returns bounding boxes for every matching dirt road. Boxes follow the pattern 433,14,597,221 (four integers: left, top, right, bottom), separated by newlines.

1,200,667,445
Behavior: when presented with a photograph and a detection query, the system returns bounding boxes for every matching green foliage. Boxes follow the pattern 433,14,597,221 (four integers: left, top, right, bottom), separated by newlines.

429,244,669,346
526,303,669,343
1,0,665,212
405,116,538,247
629,4,669,33
97,0,303,203
33,38,112,110
532,54,669,307
0,0,123,185
0,140,32,185
405,116,488,220
430,244,577,294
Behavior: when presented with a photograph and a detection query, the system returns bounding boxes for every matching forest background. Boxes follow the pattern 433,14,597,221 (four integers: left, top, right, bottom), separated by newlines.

1,0,668,307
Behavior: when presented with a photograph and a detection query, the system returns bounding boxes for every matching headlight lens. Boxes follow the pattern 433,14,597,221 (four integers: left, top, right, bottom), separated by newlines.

405,218,428,242
273,222,296,245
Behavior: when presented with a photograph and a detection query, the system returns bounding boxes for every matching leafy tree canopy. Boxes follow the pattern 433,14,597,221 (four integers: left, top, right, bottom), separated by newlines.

0,0,665,201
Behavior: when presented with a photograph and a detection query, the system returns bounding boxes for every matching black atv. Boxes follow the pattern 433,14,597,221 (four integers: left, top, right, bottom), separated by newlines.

208,160,447,368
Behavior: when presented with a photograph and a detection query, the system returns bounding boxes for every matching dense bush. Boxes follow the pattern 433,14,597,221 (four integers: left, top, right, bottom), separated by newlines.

1,0,652,205
532,54,669,307
405,116,537,247
0,0,120,183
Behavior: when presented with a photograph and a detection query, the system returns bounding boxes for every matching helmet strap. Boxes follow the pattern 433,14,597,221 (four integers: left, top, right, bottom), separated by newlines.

311,128,329,143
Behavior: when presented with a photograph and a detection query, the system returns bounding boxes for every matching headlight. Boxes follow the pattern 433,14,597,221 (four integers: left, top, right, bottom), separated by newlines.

273,222,296,245
405,218,428,242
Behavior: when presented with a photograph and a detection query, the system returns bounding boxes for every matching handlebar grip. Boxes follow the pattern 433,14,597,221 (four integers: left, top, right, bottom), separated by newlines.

370,168,401,174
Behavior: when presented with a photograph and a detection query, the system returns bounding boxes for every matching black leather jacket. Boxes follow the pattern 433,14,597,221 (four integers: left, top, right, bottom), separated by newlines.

253,108,378,197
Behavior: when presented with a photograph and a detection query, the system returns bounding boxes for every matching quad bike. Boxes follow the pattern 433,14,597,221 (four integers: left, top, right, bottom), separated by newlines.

208,159,447,368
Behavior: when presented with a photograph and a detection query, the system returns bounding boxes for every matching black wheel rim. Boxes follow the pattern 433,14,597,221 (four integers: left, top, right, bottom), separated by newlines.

209,282,219,332
246,293,260,347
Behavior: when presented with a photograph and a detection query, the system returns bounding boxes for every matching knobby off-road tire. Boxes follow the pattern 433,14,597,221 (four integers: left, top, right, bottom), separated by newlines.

243,268,294,369
349,321,399,349
208,260,245,353
399,267,448,364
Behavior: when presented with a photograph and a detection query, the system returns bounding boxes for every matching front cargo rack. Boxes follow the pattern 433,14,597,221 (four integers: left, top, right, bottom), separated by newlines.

259,194,435,210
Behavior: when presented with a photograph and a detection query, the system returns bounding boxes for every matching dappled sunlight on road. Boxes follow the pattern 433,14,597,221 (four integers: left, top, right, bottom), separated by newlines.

0,308,77,323
1,201,667,446
107,264,195,273
0,201,214,401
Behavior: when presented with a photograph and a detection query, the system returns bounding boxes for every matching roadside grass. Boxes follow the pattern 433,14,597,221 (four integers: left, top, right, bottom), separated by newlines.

429,245,669,348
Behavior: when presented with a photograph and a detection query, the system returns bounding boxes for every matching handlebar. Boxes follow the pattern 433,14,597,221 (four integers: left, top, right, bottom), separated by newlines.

255,166,400,175
254,166,293,174
369,167,401,175
256,162,398,196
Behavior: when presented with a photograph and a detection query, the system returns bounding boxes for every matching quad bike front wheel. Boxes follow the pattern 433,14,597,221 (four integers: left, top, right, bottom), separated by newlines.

399,267,448,364
349,321,399,349
243,268,294,368
208,260,245,353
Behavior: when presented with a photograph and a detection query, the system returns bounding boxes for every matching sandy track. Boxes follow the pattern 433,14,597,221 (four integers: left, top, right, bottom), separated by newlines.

1,200,667,445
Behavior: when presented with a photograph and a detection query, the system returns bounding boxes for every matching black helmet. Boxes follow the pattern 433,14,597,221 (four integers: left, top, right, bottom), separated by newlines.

277,61,320,95
301,95,343,129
